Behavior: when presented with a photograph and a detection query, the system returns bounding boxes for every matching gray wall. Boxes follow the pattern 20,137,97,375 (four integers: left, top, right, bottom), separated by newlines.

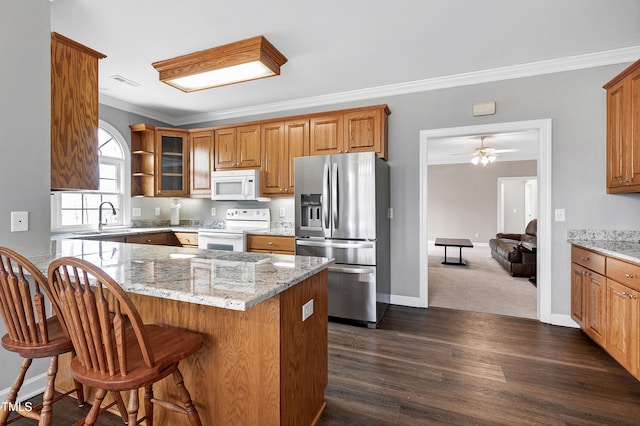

0,0,52,398
427,161,536,243
187,63,640,314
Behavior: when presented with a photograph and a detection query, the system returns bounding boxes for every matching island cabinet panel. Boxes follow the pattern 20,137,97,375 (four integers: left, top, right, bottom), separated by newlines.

604,59,640,193
51,32,105,190
55,270,328,425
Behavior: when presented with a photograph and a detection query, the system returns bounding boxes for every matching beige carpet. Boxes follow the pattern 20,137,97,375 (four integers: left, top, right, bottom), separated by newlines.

428,244,537,319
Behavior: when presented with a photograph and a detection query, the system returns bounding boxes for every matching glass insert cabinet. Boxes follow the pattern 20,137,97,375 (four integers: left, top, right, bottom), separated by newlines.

156,129,189,197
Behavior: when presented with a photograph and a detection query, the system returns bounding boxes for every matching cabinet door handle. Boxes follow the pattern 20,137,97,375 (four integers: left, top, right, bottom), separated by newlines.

626,273,634,279
630,294,637,300
621,291,629,296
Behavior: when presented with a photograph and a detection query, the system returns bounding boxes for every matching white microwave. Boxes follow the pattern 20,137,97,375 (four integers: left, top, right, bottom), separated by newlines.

211,169,269,201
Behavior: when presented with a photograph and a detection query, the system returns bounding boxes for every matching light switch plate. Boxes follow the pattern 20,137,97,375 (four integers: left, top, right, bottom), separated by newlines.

554,208,565,222
154,207,161,216
132,208,142,217
11,211,28,232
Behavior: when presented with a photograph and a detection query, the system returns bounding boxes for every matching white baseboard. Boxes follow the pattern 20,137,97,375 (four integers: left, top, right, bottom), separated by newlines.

550,313,580,328
390,294,426,308
0,372,46,404
387,297,580,330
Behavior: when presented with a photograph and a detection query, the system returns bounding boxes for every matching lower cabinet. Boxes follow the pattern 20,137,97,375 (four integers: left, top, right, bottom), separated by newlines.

246,234,294,254
125,232,177,245
571,245,640,378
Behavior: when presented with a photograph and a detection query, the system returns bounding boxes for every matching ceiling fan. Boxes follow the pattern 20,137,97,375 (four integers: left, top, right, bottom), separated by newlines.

453,136,520,166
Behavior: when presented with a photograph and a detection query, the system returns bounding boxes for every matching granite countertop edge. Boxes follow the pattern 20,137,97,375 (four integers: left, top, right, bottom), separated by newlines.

568,239,640,264
31,240,333,312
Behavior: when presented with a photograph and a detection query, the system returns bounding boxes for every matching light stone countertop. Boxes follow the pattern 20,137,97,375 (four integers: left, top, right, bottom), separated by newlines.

31,239,332,311
568,239,640,264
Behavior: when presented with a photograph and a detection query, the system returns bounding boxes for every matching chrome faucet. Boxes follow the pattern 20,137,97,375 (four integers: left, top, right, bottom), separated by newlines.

98,201,116,232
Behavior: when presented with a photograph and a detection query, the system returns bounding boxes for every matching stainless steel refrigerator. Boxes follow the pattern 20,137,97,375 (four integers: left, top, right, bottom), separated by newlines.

294,152,390,328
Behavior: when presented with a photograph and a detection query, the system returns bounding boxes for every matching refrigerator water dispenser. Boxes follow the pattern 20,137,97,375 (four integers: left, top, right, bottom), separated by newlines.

300,194,323,230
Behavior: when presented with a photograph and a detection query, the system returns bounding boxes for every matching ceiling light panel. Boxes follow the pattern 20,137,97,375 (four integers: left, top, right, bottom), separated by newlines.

152,36,287,92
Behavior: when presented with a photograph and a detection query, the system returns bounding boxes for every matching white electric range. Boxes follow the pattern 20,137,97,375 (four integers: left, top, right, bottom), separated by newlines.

198,208,271,252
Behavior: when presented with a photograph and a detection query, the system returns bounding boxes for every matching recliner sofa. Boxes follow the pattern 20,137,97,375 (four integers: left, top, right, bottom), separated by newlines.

489,219,537,278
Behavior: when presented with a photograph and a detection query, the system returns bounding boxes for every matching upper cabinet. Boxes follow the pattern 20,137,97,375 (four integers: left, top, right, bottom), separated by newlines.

261,119,309,196
51,32,106,190
130,125,189,197
129,104,390,198
190,129,215,197
310,105,390,160
604,59,640,193
156,128,189,197
214,125,261,170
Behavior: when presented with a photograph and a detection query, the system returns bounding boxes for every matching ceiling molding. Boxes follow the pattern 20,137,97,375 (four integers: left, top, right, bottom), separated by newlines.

101,45,640,127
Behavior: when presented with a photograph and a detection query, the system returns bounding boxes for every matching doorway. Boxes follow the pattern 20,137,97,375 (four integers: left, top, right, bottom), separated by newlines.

497,176,538,233
419,119,552,323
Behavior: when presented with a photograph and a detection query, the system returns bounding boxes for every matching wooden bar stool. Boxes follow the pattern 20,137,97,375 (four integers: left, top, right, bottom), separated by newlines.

47,257,203,426
0,247,86,426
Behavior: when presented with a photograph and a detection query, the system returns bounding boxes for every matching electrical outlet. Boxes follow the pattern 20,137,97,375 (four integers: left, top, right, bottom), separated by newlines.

154,207,161,216
10,211,28,232
211,207,216,216
279,207,286,218
132,208,142,217
302,299,314,321
475,233,479,238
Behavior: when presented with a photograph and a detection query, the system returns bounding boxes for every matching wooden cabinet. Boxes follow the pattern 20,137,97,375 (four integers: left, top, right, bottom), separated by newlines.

605,278,638,373
174,232,198,248
156,128,189,197
125,232,177,246
261,119,309,195
130,124,156,197
604,59,640,193
571,246,607,347
130,125,189,197
51,32,106,190
246,234,295,254
214,125,261,170
189,129,214,197
571,244,640,378
309,105,390,159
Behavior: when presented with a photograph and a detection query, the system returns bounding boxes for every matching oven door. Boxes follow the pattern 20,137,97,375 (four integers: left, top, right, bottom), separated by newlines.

197,231,245,251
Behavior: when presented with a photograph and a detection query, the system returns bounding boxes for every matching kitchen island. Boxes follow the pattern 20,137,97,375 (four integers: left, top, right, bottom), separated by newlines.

30,239,332,425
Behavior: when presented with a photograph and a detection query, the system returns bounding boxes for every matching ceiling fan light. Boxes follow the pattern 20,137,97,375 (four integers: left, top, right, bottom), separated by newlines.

488,155,496,163
481,155,490,165
471,156,480,165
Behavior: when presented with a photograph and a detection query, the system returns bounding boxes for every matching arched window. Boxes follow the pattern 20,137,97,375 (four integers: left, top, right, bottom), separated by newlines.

51,122,129,231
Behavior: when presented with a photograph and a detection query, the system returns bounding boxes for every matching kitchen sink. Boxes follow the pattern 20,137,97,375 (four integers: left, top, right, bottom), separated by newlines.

73,229,135,236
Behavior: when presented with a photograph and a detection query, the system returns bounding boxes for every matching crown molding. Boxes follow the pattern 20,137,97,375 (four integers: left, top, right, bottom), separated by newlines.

101,45,640,126
99,94,177,125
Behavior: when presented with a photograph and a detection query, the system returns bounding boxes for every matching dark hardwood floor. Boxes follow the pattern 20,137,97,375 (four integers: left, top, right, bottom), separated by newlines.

13,306,640,425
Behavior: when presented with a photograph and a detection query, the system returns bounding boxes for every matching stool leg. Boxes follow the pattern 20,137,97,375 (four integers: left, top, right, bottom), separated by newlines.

127,389,139,425
0,358,32,424
143,385,154,426
84,388,106,426
38,355,58,426
172,368,201,426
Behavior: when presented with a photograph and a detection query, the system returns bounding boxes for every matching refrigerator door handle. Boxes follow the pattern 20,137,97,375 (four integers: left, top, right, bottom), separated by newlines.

328,266,375,274
296,240,374,249
322,162,330,229
332,162,339,229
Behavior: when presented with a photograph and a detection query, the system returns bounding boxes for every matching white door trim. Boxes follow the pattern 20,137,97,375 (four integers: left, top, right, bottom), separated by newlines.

419,119,553,324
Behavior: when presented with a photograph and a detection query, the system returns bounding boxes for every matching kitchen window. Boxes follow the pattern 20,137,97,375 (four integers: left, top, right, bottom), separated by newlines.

51,121,130,231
